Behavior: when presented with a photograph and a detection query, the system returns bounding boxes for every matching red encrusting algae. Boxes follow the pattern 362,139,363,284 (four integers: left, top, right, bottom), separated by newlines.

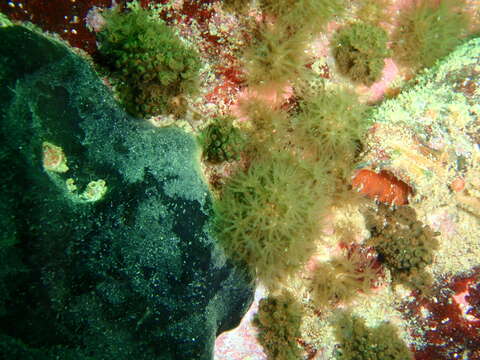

400,268,480,360
0,0,113,55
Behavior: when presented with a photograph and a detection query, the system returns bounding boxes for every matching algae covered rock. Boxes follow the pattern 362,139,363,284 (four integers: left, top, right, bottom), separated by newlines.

0,24,253,360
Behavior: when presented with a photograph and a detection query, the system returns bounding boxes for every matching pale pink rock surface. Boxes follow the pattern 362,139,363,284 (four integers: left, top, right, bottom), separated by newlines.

428,210,458,239
363,58,400,102
214,286,267,360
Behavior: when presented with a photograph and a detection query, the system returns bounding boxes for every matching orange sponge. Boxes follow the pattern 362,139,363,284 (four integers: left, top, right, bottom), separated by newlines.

352,169,412,206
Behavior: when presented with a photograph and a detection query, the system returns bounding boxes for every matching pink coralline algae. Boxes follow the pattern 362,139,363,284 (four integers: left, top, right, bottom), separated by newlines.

365,58,400,102
427,210,458,239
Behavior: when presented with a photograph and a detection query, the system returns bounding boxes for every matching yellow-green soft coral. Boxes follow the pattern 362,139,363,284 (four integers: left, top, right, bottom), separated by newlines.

214,152,330,290
392,0,470,70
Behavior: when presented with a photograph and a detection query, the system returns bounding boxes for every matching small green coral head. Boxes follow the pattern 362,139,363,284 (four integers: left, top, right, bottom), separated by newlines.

199,116,246,164
332,22,390,85
366,204,439,291
334,312,413,360
97,6,201,118
253,292,304,360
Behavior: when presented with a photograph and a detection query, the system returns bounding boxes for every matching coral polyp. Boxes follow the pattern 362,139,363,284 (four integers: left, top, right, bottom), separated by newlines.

310,244,382,307
214,152,329,290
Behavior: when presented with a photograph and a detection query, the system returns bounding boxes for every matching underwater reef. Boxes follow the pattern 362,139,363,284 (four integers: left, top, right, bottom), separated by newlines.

0,22,253,360
1,1,480,359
